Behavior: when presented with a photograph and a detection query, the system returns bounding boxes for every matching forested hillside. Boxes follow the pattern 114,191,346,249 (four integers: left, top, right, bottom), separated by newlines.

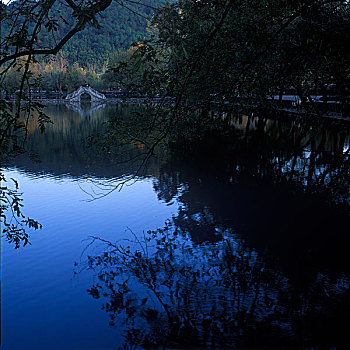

1,0,167,70
59,1,166,68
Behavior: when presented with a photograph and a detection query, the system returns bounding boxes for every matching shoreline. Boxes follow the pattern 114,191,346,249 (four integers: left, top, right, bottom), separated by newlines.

2,97,349,122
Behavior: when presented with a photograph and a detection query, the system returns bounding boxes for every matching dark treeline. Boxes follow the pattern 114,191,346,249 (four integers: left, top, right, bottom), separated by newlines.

111,0,350,116
1,1,349,117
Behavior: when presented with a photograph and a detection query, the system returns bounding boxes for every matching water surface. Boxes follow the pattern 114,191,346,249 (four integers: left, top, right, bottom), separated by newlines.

1,103,349,349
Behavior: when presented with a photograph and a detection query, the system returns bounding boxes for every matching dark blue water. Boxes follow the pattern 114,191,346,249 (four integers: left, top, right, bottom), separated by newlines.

1,104,178,349
1,103,349,349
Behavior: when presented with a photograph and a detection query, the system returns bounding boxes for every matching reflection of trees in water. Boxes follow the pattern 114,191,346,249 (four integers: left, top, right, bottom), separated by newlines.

153,115,350,281
233,116,349,203
13,104,159,178
82,227,349,348
76,113,350,347
77,107,350,209
15,105,349,203
72,112,350,347
154,116,349,236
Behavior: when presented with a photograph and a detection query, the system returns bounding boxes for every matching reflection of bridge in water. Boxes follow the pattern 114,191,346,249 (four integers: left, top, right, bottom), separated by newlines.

64,101,106,117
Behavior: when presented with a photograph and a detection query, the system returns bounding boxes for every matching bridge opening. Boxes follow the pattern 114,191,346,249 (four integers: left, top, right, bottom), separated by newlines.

80,92,91,102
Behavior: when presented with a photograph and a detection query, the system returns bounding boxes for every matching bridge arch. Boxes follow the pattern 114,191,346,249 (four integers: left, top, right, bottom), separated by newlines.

65,85,106,102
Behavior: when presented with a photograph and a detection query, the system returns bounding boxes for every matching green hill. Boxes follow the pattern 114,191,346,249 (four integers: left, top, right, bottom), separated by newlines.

59,1,167,69
2,0,167,70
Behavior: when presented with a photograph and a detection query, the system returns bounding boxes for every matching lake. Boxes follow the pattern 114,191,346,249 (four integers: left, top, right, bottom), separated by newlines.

1,102,349,349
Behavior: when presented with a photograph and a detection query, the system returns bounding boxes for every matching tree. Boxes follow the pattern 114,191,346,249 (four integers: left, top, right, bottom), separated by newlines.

0,0,162,248
114,0,350,116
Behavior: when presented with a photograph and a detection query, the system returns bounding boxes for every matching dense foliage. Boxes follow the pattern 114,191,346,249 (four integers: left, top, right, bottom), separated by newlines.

113,0,350,115
0,0,166,69
61,0,167,68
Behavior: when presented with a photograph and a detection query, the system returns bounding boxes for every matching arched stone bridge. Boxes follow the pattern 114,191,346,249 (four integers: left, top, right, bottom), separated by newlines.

65,85,106,102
